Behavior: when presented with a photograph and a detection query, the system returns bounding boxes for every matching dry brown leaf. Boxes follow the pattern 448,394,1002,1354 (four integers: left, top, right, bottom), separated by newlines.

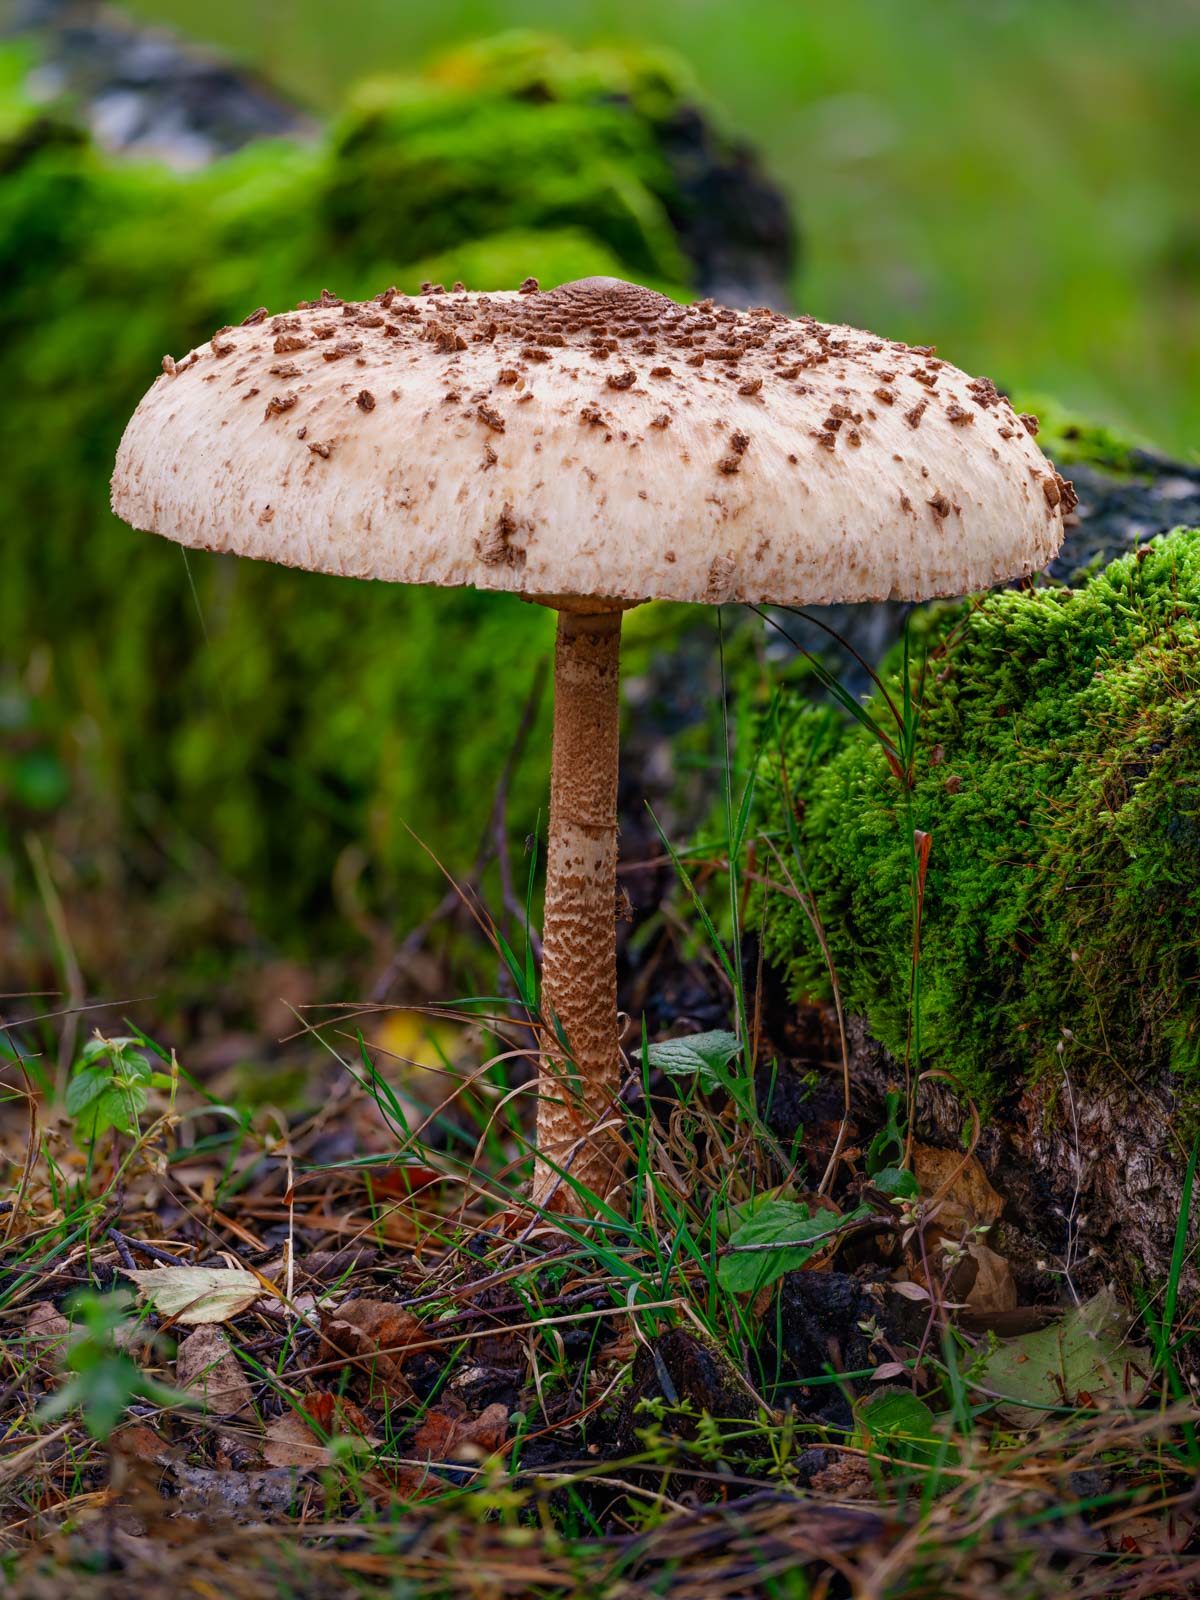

362,1462,450,1504
114,1423,169,1463
319,1298,422,1401
263,1413,331,1470
964,1241,1018,1315
912,1143,1004,1226
808,1452,876,1499
1115,1511,1196,1555
302,1390,374,1440
411,1401,509,1461
22,1301,70,1354
176,1325,256,1418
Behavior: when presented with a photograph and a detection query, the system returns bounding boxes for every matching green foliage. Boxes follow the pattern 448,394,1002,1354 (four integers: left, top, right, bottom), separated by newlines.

645,1029,742,1093
719,1199,871,1294
976,1288,1148,1428
759,531,1200,1113
854,1391,959,1473
0,34,718,972
326,36,692,289
65,1034,172,1143
36,1291,182,1440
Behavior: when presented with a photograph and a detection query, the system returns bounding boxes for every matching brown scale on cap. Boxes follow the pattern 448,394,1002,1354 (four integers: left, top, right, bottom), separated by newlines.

967,376,1000,409
263,391,297,419
476,504,525,567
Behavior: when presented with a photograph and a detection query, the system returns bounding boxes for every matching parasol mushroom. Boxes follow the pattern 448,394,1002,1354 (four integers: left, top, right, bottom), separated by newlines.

112,275,1072,1215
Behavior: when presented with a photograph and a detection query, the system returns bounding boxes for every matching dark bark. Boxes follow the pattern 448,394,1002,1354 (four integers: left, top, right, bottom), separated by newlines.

846,1015,1196,1331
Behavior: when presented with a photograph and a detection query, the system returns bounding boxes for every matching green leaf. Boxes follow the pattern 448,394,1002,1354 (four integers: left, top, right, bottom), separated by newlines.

646,1030,741,1093
67,1037,154,1140
718,1200,870,1294
65,1068,110,1117
80,1036,143,1066
40,1356,140,1440
856,1391,958,1469
872,1166,920,1198
978,1287,1150,1428
74,1081,148,1139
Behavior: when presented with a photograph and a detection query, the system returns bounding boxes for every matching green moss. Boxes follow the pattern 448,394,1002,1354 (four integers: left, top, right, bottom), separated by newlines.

0,33,727,967
758,532,1200,1113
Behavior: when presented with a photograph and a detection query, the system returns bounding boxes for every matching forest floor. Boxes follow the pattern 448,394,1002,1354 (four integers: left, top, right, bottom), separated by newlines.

3,901,1199,1599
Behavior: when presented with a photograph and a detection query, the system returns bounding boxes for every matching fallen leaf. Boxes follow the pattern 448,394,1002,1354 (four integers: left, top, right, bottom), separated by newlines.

370,1164,442,1198
411,1401,509,1461
319,1299,422,1401
114,1422,168,1463
807,1453,876,1499
1116,1511,1196,1554
912,1143,1004,1226
125,1266,261,1325
891,1280,932,1302
22,1301,71,1352
980,1287,1150,1428
964,1242,1018,1316
870,1361,910,1382
299,1246,378,1281
303,1391,373,1439
175,1325,256,1417
263,1413,330,1470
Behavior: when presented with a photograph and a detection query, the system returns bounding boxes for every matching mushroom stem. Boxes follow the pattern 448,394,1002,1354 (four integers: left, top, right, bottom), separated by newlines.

532,608,626,1214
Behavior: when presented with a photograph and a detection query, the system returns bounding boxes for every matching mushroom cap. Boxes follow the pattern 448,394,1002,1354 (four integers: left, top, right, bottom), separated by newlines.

112,277,1071,606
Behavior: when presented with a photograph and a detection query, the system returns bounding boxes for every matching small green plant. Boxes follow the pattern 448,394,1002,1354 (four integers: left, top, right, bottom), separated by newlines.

64,1034,173,1145
719,1198,874,1295
36,1291,182,1441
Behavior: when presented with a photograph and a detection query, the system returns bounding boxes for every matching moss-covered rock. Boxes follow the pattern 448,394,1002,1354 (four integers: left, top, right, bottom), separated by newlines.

758,530,1200,1116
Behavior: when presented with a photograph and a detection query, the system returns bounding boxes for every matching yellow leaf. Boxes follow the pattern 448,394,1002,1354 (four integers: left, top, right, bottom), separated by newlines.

125,1266,261,1325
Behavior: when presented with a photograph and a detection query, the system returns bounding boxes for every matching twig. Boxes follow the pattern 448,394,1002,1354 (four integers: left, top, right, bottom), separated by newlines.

108,1230,192,1267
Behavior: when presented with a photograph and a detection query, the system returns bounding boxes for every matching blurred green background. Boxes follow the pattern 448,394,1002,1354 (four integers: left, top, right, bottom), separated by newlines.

2,0,1197,1030
126,0,1200,455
